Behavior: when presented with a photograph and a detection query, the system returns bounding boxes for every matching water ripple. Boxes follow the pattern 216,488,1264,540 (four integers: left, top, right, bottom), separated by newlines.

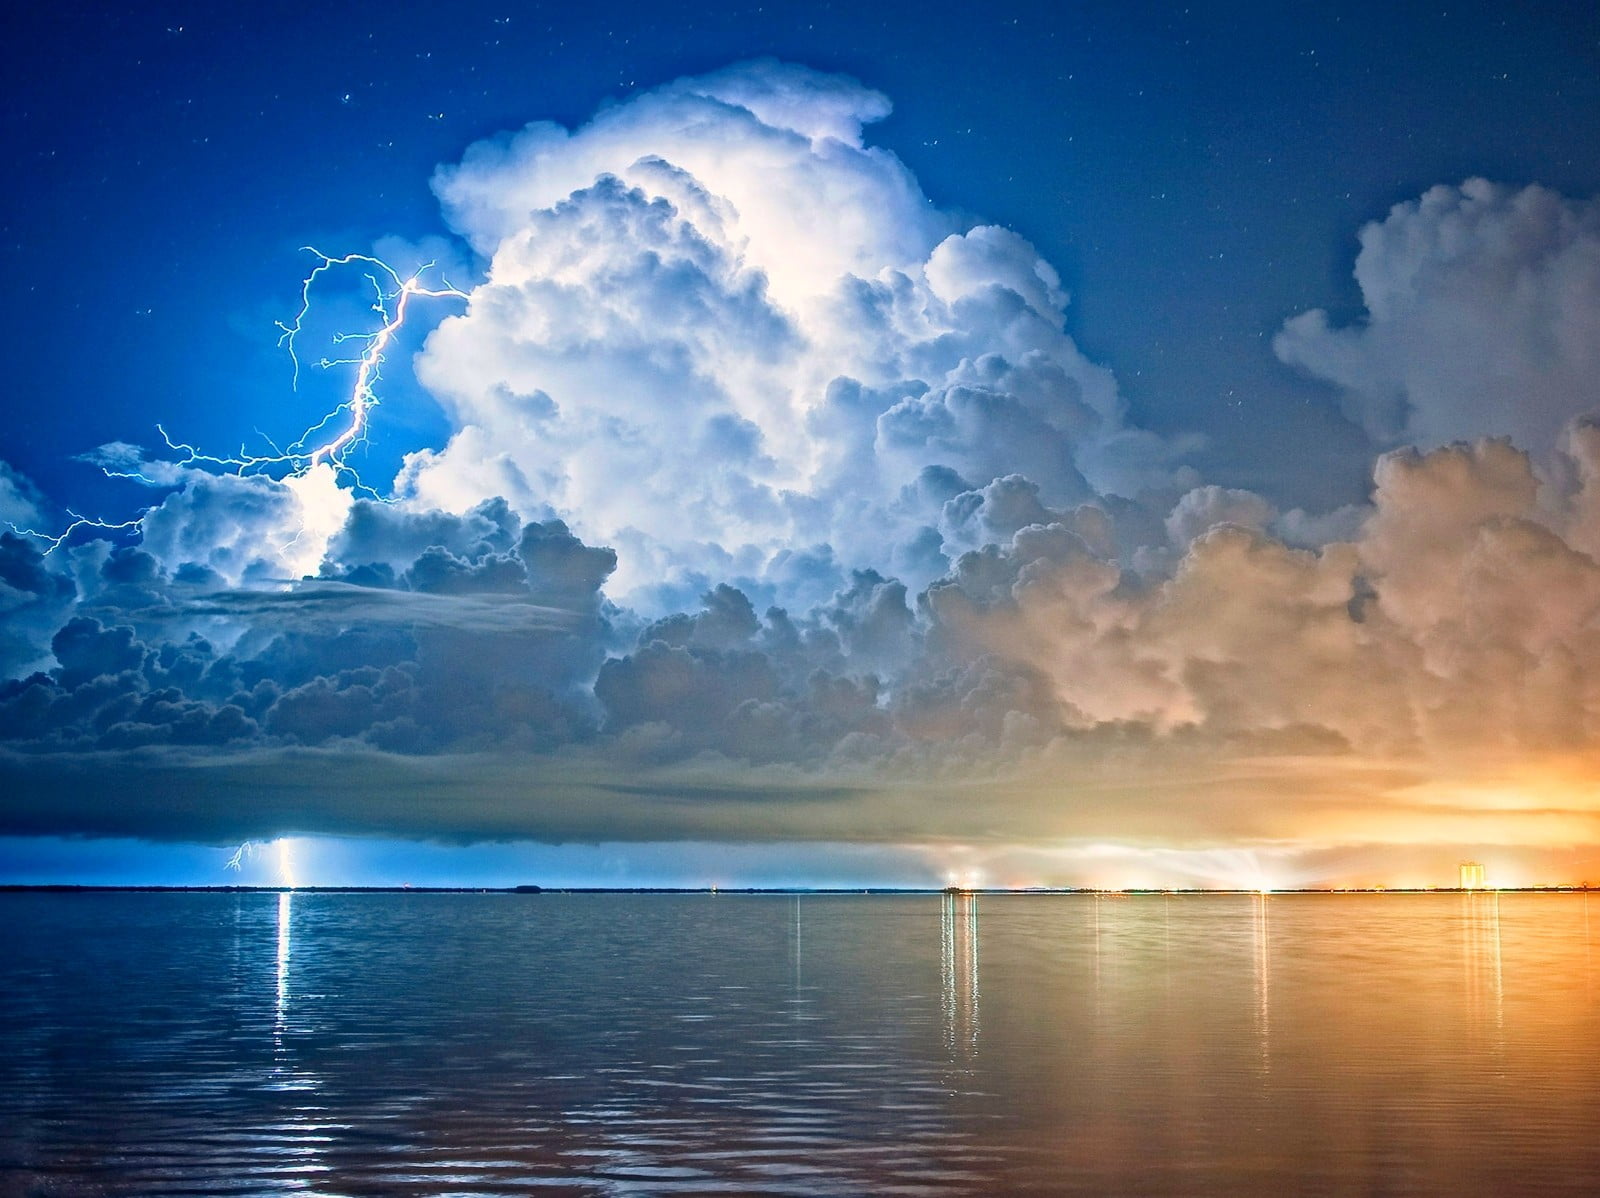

3,891,1599,1194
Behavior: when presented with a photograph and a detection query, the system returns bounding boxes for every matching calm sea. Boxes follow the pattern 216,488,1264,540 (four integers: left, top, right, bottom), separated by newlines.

2,891,1597,1196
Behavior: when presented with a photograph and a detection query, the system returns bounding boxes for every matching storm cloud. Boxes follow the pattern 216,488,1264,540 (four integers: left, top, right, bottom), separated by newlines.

3,64,1600,875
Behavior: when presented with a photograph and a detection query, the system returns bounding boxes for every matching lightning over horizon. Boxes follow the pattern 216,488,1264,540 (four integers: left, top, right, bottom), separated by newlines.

222,838,297,887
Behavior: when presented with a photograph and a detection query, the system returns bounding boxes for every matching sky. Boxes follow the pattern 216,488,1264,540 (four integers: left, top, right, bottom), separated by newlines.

3,0,1600,888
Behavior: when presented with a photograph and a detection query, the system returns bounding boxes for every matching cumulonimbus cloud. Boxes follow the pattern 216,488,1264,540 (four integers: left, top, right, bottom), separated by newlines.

396,59,1189,609
2,64,1599,881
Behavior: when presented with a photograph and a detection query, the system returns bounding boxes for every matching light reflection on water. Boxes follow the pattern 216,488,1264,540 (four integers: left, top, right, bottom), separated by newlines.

2,891,1599,1195
1462,889,1504,1040
275,890,291,1050
940,891,979,1062
1253,891,1270,1075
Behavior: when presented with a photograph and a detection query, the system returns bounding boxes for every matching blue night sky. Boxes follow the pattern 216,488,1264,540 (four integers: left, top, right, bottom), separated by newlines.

3,1,1599,888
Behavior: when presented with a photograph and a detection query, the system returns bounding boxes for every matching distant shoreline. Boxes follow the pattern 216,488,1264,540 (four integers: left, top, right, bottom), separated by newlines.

0,884,1593,895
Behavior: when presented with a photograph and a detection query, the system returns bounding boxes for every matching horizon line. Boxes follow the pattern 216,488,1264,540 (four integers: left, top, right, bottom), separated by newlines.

0,884,1592,896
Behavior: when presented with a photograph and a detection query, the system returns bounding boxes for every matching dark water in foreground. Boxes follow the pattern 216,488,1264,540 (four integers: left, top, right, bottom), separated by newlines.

2,892,1597,1196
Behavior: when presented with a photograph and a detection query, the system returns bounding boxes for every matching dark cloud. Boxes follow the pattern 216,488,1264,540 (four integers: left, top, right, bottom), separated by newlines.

0,533,77,675
9,418,1600,856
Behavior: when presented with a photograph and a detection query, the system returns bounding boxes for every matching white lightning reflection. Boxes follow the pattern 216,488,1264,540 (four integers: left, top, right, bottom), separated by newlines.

275,889,292,1046
8,249,468,551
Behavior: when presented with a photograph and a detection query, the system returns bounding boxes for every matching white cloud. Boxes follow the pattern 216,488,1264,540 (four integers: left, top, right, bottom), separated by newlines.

1164,484,1275,550
1276,179,1600,453
138,465,351,585
398,61,1177,608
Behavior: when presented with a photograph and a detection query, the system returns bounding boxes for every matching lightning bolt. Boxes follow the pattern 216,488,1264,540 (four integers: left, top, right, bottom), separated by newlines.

162,248,468,491
8,248,468,551
276,838,297,889
6,512,148,555
224,838,298,888
225,840,260,872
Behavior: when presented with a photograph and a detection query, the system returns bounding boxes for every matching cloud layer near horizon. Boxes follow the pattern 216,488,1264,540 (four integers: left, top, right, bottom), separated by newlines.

3,63,1600,874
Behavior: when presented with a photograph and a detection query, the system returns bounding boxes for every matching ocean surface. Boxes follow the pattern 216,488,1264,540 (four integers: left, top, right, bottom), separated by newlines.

2,890,1597,1196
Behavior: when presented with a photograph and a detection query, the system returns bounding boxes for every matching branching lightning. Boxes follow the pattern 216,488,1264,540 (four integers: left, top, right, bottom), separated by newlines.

8,248,468,551
224,837,298,888
6,512,148,555
161,249,468,491
226,841,261,872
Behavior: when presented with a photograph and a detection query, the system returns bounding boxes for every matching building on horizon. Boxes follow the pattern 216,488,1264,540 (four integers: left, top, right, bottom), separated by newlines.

1459,862,1488,890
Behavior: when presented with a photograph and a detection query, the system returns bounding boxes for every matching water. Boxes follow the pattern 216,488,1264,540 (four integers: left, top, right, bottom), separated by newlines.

2,891,1597,1196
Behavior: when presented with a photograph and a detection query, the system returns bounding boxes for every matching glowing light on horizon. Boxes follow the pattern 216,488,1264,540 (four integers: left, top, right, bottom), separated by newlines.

7,249,468,552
